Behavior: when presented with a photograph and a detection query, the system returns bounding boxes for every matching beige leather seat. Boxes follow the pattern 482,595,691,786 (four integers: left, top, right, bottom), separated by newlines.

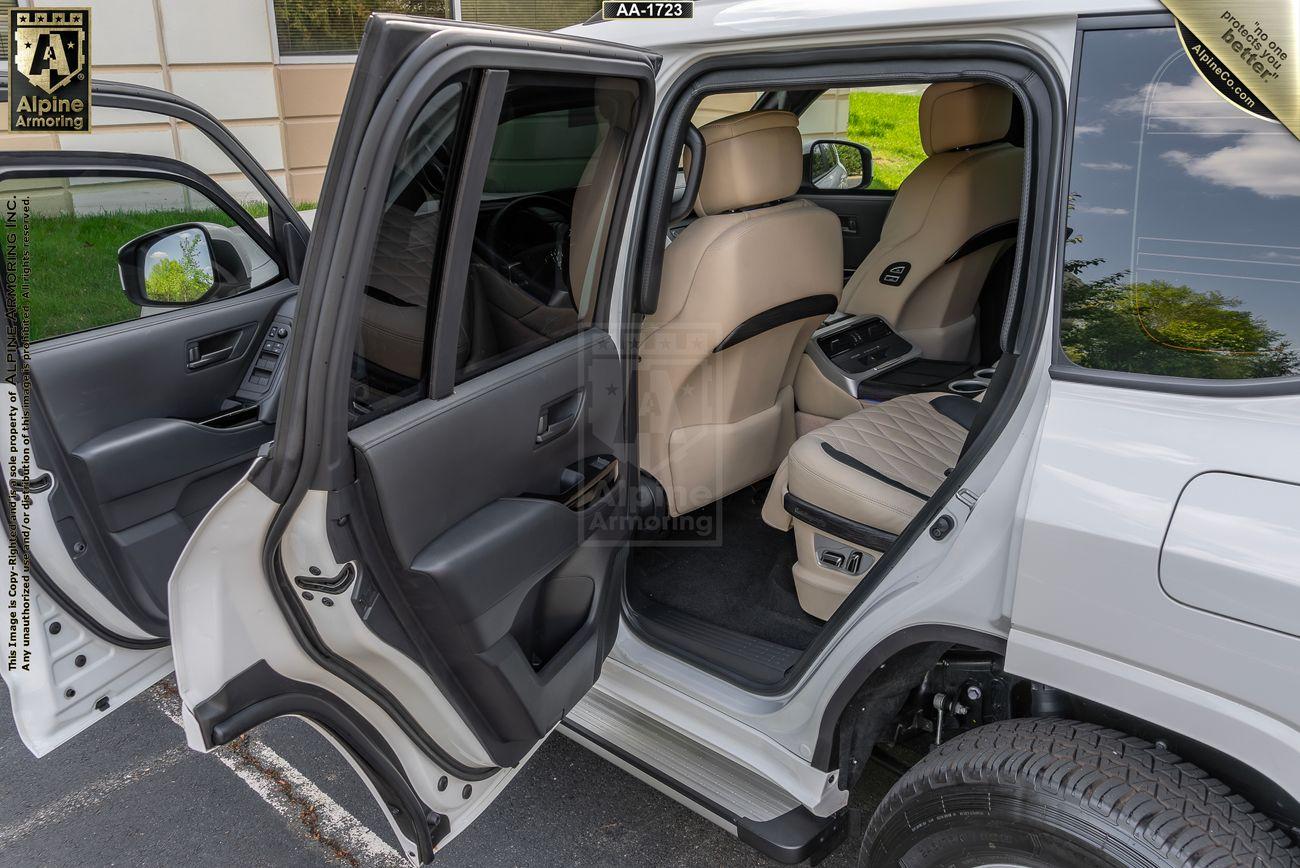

640,110,843,517
839,82,1022,362
763,392,978,618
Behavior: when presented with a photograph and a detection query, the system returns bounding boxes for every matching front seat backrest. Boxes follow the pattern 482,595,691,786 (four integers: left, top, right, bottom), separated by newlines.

840,82,1023,361
639,110,843,517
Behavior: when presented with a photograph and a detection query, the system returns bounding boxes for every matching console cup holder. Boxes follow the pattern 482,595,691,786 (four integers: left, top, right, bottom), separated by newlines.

949,378,987,395
973,367,996,382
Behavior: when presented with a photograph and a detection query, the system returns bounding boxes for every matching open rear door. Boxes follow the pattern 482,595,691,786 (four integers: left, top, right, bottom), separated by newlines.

169,15,656,862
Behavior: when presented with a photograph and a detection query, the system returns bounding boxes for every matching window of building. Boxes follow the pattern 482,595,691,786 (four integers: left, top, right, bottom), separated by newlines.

1061,26,1300,381
460,1,600,32
273,0,452,57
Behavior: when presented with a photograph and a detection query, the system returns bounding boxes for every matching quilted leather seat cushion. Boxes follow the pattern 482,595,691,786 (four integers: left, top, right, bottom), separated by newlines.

785,392,971,534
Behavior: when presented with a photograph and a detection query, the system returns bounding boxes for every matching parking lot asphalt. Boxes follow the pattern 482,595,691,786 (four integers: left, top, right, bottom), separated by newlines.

0,676,888,867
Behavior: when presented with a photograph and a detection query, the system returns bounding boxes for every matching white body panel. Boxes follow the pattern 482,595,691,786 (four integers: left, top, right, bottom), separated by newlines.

1161,472,1300,640
169,475,527,852
1008,381,1300,796
0,384,171,756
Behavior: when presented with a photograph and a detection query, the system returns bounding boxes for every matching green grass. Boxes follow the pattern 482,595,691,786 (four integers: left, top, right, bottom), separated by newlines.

23,202,313,342
846,91,926,191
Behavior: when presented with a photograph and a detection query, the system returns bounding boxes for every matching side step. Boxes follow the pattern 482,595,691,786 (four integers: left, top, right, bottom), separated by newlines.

562,687,847,864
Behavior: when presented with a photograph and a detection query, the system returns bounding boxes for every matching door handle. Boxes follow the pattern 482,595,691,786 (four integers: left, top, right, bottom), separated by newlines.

185,326,249,372
536,389,584,445
187,346,234,370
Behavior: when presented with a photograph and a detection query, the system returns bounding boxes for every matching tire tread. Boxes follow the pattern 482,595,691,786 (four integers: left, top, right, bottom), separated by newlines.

866,718,1299,868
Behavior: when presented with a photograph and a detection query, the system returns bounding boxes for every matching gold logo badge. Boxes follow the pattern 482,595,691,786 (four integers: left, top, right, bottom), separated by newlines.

8,8,92,132
1162,1,1297,139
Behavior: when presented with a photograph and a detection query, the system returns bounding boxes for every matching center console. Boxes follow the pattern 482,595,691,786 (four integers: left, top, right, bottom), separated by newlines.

806,314,920,397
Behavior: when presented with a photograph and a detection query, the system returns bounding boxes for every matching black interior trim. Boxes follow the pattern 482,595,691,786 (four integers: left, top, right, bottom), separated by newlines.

668,123,705,223
783,492,899,552
713,294,839,353
0,470,168,648
945,219,1018,264
820,442,929,501
430,69,508,401
928,394,979,430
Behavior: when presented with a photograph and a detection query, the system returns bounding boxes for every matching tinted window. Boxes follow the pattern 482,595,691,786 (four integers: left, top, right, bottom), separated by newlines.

348,72,639,424
349,81,466,424
1062,27,1300,380
457,73,637,383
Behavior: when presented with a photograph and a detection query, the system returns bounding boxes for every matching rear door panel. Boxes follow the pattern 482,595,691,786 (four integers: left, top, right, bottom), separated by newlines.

347,329,625,764
169,17,656,860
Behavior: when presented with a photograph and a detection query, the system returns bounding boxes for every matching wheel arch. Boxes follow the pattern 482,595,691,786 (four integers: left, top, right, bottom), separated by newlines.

817,625,1300,836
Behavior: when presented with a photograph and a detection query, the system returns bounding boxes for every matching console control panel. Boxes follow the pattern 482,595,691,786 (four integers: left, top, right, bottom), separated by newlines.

816,317,912,374
806,314,920,398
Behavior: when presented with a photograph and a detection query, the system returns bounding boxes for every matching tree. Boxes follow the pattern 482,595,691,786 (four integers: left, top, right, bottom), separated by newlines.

1060,198,1298,379
144,232,212,304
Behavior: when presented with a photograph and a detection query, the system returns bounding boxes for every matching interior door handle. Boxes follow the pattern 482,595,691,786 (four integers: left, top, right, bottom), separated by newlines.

186,326,248,371
536,389,584,445
187,346,234,370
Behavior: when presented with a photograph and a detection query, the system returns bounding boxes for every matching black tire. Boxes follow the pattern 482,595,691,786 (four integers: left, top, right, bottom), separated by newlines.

862,718,1298,868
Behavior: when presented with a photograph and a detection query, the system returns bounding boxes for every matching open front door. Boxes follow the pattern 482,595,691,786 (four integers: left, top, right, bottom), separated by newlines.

0,81,307,756
169,16,656,862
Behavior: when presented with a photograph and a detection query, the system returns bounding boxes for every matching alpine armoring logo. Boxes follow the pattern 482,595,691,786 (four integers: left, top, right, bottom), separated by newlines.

8,8,91,133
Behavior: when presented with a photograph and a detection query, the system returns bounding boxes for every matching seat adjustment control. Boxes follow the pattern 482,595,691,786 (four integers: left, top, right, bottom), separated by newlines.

819,550,845,569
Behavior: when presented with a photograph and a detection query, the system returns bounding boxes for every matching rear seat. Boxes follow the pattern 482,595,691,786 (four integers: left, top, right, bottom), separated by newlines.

763,392,978,618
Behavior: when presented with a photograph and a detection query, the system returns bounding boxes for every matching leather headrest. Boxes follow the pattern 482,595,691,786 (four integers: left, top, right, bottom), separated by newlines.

918,82,1013,155
693,110,801,216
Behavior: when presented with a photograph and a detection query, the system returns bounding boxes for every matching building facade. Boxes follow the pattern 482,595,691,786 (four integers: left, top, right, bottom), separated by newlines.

0,0,601,204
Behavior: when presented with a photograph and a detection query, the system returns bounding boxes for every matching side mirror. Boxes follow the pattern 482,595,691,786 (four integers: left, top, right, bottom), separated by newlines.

804,139,873,191
118,223,250,307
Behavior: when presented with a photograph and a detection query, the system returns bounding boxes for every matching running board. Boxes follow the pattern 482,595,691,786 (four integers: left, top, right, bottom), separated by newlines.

562,687,847,864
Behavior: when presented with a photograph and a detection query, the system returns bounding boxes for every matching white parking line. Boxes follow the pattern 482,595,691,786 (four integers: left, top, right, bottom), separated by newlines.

144,681,408,868
0,745,190,845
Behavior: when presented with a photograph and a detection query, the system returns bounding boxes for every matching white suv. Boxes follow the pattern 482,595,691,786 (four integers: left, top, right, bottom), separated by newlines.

3,2,1299,865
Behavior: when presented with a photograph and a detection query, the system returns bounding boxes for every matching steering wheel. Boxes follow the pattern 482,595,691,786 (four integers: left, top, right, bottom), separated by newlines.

482,194,573,307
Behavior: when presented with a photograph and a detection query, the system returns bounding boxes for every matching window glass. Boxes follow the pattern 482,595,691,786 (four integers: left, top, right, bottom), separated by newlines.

348,72,639,424
0,175,276,341
797,86,927,191
1062,27,1300,380
689,91,761,128
272,1,451,56
350,81,465,424
457,73,637,383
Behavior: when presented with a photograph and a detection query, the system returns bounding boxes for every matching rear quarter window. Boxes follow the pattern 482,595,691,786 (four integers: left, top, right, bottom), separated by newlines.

1062,26,1300,380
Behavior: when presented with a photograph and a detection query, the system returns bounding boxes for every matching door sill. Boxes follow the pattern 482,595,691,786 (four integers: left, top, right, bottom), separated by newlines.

561,687,847,864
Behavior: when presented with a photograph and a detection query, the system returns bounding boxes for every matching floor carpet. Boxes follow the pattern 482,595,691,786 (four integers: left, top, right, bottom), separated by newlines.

627,481,825,651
